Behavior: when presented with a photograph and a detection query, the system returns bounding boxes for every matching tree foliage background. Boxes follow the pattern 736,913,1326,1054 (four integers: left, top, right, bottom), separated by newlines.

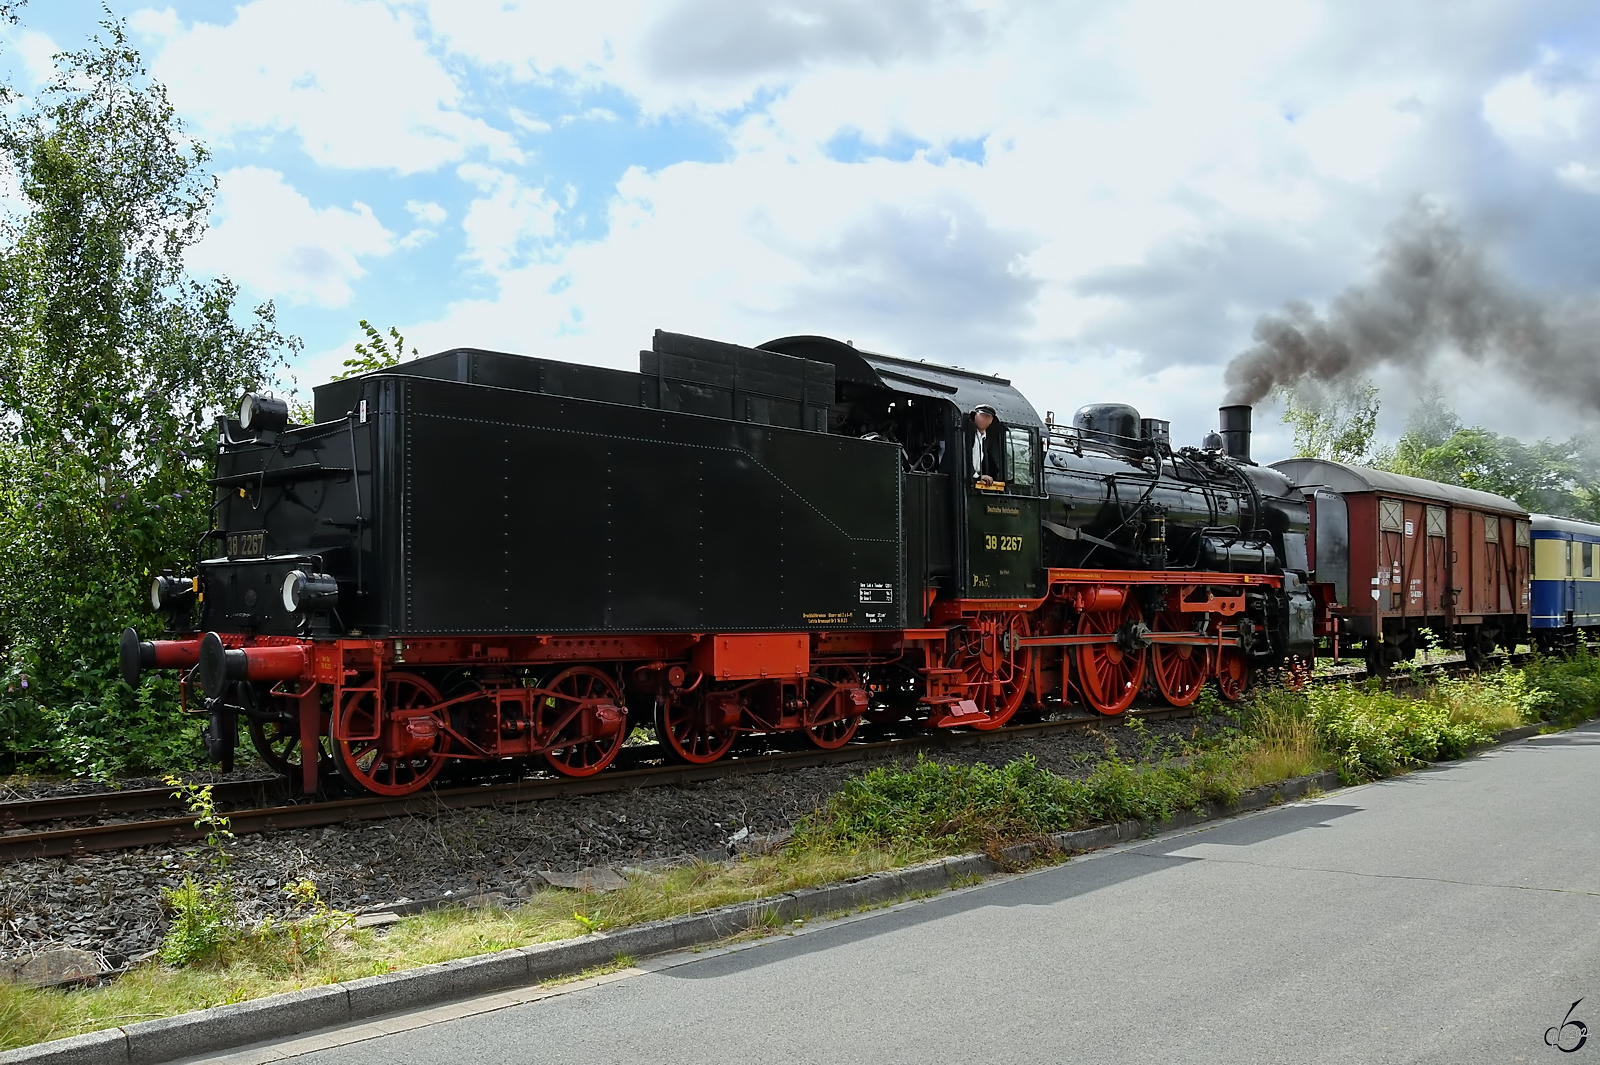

1281,382,1600,519
0,17,296,776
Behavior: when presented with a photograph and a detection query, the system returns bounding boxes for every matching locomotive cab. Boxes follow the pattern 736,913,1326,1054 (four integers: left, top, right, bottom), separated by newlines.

759,336,1049,613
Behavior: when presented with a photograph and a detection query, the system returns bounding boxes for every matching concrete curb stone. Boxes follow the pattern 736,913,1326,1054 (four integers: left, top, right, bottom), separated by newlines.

125,986,349,1065
0,1030,128,1065
342,948,531,1022
0,764,1385,1065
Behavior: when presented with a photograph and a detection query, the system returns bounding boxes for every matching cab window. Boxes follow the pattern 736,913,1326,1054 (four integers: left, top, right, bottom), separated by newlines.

1006,428,1036,490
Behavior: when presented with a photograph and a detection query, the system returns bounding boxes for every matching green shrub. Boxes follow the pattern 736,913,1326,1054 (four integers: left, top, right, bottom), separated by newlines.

0,20,293,778
1300,669,1548,783
158,877,239,967
1523,647,1600,726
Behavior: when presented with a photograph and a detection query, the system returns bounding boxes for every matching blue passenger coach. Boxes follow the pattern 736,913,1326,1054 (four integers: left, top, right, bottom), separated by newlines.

1531,514,1600,650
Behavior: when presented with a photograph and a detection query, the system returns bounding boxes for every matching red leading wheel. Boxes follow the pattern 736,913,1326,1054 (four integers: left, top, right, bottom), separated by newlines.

949,611,1033,730
656,683,740,765
1216,648,1249,701
803,666,864,750
1076,598,1145,715
1150,613,1211,709
537,666,628,778
331,672,447,797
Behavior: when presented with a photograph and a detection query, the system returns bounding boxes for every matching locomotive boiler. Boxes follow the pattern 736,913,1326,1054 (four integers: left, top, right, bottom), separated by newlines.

123,330,1316,797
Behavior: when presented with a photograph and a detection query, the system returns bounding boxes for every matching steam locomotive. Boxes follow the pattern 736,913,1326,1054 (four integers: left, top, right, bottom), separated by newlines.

120,330,1514,798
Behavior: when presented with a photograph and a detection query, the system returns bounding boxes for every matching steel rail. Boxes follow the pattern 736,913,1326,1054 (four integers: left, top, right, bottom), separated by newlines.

0,705,1194,865
0,777,287,830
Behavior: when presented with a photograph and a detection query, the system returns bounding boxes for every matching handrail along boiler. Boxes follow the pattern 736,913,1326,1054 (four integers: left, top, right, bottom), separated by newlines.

122,331,1317,797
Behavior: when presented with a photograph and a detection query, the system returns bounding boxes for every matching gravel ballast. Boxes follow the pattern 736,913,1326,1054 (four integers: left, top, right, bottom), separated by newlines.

0,715,1214,968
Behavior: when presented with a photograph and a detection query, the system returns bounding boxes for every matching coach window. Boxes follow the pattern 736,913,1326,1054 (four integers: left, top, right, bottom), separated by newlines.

1006,428,1036,492
1566,541,1573,577
1586,543,1594,578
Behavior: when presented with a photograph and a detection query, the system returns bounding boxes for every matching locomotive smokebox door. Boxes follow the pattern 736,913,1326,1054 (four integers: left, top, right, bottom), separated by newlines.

965,426,1044,598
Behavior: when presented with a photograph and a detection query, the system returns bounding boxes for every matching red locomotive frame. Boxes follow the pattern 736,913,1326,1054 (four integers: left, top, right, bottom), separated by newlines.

149,569,1283,798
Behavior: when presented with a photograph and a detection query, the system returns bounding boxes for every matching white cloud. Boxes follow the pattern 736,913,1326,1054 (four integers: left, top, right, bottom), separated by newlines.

128,7,183,40
508,109,553,133
16,30,58,86
1483,70,1587,143
420,0,1023,115
406,200,448,226
189,166,394,306
1290,84,1426,185
457,165,562,275
393,0,1419,385
232,0,1600,445
147,0,518,173
1557,161,1600,195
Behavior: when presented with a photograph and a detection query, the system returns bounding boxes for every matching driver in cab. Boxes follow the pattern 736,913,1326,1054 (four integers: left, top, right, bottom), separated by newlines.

966,404,1006,487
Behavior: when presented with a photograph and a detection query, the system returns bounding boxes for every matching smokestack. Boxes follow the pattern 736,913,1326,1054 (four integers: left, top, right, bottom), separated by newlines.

1218,404,1252,463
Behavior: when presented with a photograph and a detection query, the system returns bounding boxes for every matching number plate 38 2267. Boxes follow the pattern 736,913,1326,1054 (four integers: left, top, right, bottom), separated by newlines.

227,530,266,558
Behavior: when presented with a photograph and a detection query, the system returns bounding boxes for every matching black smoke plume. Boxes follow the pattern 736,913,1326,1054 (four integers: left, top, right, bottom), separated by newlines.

1223,206,1600,411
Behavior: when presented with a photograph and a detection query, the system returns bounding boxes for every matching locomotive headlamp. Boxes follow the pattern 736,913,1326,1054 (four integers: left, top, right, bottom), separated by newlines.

238,392,290,433
150,573,198,612
280,570,339,613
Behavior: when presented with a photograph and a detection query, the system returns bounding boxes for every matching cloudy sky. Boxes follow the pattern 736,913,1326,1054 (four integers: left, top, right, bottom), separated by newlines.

10,0,1600,456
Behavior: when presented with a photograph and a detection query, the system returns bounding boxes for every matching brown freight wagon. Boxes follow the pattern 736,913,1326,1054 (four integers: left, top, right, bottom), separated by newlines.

1269,459,1529,673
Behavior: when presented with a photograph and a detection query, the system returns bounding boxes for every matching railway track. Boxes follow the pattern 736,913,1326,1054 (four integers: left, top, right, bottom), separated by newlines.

0,651,1532,865
0,777,287,831
0,704,1204,865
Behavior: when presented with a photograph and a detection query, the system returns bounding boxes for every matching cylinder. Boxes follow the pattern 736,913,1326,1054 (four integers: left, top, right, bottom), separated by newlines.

1218,404,1252,463
1074,586,1127,612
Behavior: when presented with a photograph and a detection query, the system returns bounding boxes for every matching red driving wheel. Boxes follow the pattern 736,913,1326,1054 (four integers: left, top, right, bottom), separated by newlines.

803,666,864,750
537,666,628,778
1150,613,1211,708
949,611,1033,730
1216,648,1249,701
331,672,447,797
1077,599,1145,715
656,683,738,764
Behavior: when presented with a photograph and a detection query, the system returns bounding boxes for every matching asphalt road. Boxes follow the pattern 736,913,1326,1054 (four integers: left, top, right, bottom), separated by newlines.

249,723,1600,1064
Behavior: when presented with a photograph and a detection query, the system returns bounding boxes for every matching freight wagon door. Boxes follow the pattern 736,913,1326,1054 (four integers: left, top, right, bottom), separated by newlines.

1425,506,1449,614
1402,501,1426,615
1450,509,1471,616
1484,515,1507,614
1514,519,1531,619
1377,498,1405,613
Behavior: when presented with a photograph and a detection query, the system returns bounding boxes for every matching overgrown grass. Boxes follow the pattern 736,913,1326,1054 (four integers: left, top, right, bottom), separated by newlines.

0,848,898,1051
1521,646,1600,728
5,657,1596,1051
790,749,1256,855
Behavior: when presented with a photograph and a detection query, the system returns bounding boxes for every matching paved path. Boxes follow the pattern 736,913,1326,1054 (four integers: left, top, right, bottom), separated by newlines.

209,724,1600,1064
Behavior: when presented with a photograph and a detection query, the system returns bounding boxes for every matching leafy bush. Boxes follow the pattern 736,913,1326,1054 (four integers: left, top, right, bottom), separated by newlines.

0,21,294,777
1299,667,1549,783
1522,647,1600,727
